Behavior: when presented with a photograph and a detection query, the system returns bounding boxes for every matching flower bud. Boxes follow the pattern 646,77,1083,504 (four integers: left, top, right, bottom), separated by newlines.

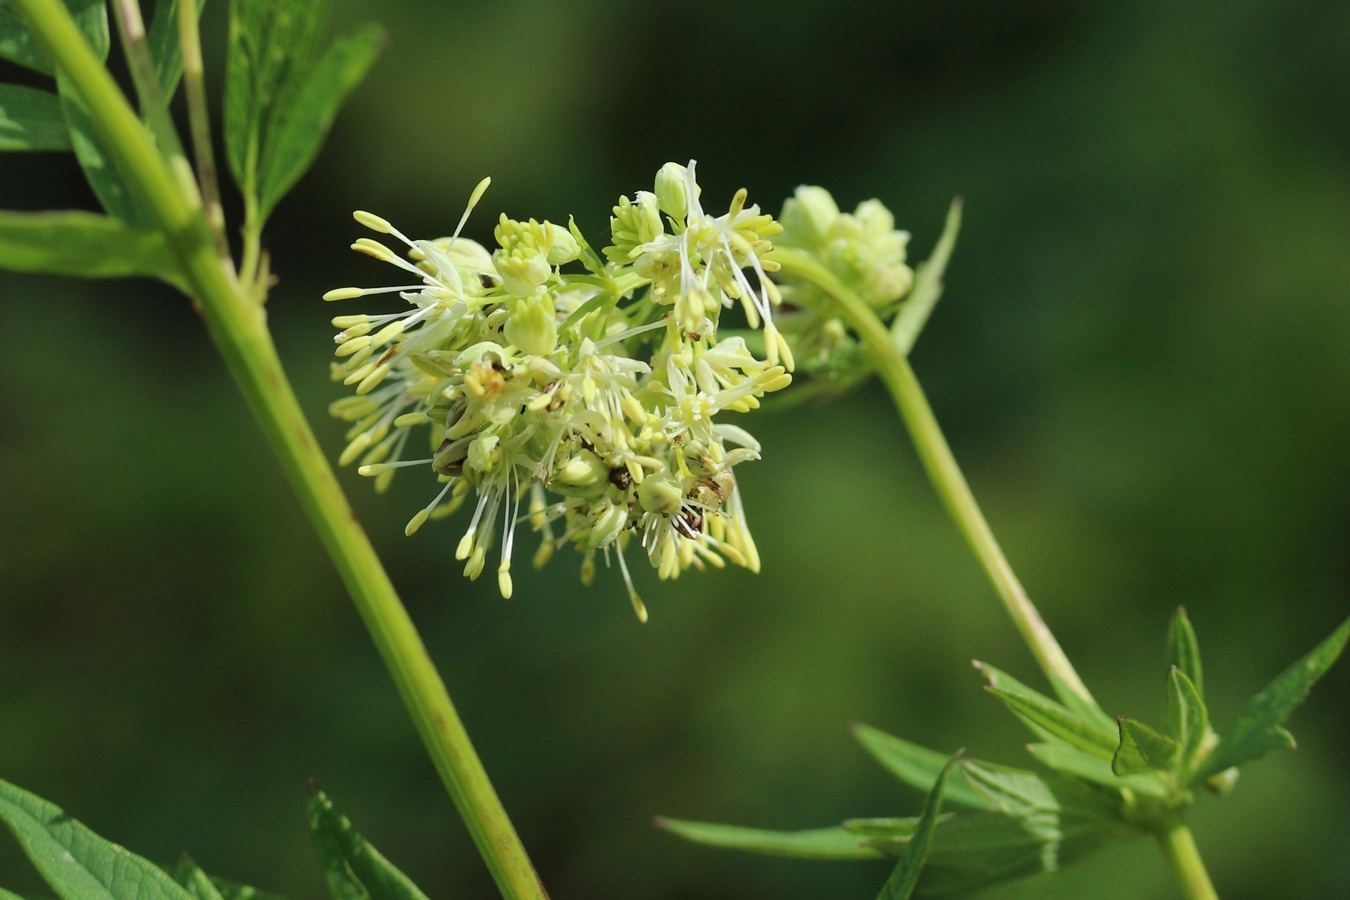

545,222,580,265
505,290,558,356
467,434,502,475
779,185,840,250
654,162,691,221
638,475,683,516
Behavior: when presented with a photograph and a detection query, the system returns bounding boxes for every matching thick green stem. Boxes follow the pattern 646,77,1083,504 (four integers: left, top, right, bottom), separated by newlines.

14,2,546,897
770,247,1094,706
1157,821,1219,900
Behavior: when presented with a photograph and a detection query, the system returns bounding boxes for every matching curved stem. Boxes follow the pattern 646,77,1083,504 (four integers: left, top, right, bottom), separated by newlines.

1157,820,1219,900
770,247,1094,707
14,2,546,897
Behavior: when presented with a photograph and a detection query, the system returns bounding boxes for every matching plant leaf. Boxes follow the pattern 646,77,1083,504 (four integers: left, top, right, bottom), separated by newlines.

255,22,382,222
0,209,184,288
655,818,882,860
891,197,960,355
985,685,1118,760
876,752,960,900
0,83,71,151
1024,742,1168,797
976,661,1116,737
852,723,989,809
1192,615,1350,783
308,788,430,900
0,776,196,900
0,0,107,75
1167,607,1204,697
1112,717,1180,776
147,0,209,101
1166,667,1209,776
173,858,227,900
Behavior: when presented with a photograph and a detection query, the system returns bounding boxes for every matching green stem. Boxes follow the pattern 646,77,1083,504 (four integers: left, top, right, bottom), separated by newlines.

14,2,546,897
1157,821,1219,900
176,0,231,265
770,246,1094,707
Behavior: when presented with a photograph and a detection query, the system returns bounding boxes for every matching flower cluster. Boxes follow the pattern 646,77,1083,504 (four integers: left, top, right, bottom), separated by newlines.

771,186,916,373
325,163,790,619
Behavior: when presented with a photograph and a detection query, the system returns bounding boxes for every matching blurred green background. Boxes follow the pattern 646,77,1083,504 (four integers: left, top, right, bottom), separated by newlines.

3,0,1349,897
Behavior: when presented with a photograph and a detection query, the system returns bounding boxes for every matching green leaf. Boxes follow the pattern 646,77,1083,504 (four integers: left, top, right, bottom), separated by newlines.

1166,667,1209,776
254,22,382,221
0,0,107,75
976,661,1116,738
656,818,881,860
1112,717,1180,776
915,762,1128,895
0,887,25,900
173,858,227,900
308,789,430,900
44,1,154,224
1192,615,1350,783
851,723,989,809
0,209,185,288
148,0,209,100
985,685,1118,760
876,752,960,900
891,197,960,355
0,776,196,900
225,0,379,225
1167,607,1204,697
0,83,71,151
1024,742,1168,797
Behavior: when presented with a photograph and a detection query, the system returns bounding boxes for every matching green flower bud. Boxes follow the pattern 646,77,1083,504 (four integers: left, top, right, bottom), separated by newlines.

587,499,628,549
467,434,502,475
493,214,554,296
604,191,663,264
505,290,558,356
638,475,683,516
556,449,610,489
779,185,840,250
545,222,580,265
654,162,691,221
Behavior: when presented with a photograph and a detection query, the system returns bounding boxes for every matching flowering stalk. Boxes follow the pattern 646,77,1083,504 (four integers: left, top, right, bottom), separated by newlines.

11,1,545,896
768,245,1095,708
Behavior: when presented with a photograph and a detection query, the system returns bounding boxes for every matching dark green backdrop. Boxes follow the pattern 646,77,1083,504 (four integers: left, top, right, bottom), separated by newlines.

3,1,1349,897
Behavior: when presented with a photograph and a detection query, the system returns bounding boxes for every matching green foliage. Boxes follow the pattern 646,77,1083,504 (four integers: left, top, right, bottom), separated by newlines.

0,82,71,150
851,724,988,810
147,0,209,101
0,0,105,75
1167,608,1204,697
655,819,883,860
308,788,431,900
1190,615,1350,783
224,0,383,226
173,857,228,900
0,209,185,288
890,198,961,355
1112,717,1179,776
0,776,196,900
983,684,1117,760
874,752,958,900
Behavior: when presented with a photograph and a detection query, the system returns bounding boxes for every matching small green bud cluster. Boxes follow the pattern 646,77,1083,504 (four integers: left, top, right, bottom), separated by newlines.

770,185,916,375
326,163,791,619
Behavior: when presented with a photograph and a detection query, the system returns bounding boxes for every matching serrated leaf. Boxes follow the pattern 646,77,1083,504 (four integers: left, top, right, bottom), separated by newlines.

1112,717,1180,776
0,209,184,288
1167,607,1204,697
173,858,227,900
985,686,1118,760
1166,667,1209,776
852,723,989,809
1192,615,1350,783
0,83,71,151
891,197,960,355
876,752,960,900
976,662,1116,738
1025,742,1168,797
308,789,430,900
656,818,882,860
0,0,107,75
147,0,209,100
254,22,382,221
0,776,197,900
